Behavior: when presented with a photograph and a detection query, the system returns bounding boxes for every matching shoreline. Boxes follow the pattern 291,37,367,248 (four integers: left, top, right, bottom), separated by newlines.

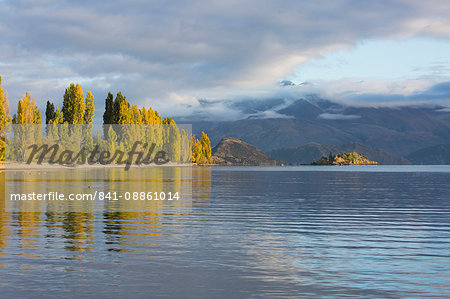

2,162,193,171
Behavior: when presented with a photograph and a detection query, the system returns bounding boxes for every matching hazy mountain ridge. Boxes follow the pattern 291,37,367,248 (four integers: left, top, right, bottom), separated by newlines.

406,144,450,165
198,97,450,157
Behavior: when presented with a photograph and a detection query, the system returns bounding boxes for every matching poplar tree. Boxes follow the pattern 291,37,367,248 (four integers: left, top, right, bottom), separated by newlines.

45,101,56,124
131,104,143,124
13,92,41,124
84,91,95,124
83,91,95,151
180,129,191,162
113,92,130,124
191,136,203,164
11,92,41,160
161,117,180,162
0,76,11,161
190,132,212,164
103,92,114,138
106,126,118,158
200,131,211,163
31,97,41,125
62,83,85,124
50,107,64,124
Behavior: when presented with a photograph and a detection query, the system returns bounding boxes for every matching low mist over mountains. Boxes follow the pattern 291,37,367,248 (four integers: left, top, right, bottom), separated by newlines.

190,96,450,164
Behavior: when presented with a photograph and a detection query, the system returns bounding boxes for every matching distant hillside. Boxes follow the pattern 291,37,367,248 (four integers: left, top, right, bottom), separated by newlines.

201,97,450,156
211,137,276,166
269,142,411,165
312,152,378,166
406,144,450,165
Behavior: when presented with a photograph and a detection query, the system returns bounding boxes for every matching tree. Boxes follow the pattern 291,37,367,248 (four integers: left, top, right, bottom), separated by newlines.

84,91,95,125
31,96,41,125
46,107,65,151
103,92,114,124
82,91,95,152
165,121,181,162
180,129,191,162
50,107,64,124
131,104,143,124
113,92,130,124
45,101,56,124
200,131,211,163
11,92,41,160
0,76,11,161
62,83,85,124
13,92,41,125
103,92,114,138
106,126,118,153
190,132,212,164
191,136,203,164
162,117,174,125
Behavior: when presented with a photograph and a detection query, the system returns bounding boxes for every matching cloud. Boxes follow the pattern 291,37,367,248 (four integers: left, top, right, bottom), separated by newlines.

0,0,450,119
337,80,450,106
177,80,450,121
247,111,295,119
317,113,361,120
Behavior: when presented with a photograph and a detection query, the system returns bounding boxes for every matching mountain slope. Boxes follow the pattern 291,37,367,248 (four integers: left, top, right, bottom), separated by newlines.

211,137,276,166
203,98,450,156
406,144,450,165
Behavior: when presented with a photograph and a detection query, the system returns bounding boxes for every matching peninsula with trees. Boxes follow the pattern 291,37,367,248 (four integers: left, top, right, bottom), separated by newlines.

312,152,379,165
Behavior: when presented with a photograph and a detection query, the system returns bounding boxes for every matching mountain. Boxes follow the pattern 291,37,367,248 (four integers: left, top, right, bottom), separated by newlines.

279,80,296,86
406,144,450,165
202,97,450,156
269,142,411,165
211,137,277,166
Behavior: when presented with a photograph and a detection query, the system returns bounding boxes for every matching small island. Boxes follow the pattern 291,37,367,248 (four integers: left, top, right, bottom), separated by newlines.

311,152,379,165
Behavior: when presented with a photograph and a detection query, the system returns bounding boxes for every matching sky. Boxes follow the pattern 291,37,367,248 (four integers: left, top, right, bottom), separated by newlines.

0,0,450,122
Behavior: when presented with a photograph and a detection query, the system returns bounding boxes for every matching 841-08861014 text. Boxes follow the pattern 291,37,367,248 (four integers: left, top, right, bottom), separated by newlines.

9,191,181,201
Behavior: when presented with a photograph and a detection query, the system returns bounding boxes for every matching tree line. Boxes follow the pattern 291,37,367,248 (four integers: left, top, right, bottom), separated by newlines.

0,78,212,164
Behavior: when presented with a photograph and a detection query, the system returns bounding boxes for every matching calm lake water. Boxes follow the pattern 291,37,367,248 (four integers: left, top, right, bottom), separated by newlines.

1,166,450,298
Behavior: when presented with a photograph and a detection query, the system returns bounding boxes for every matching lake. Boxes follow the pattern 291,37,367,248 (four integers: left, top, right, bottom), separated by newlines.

1,166,449,298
